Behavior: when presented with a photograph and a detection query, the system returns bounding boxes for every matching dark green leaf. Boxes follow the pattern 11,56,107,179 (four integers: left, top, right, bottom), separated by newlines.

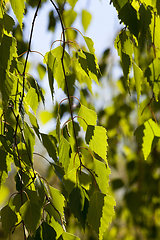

69,184,89,228
1,205,18,236
87,192,105,234
119,2,140,38
35,221,56,240
41,133,57,162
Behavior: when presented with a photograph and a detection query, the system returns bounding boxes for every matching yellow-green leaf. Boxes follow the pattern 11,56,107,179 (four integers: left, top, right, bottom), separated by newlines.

82,10,92,32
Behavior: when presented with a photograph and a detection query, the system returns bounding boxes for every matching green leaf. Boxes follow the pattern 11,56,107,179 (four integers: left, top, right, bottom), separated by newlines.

142,119,160,160
1,205,18,236
83,36,95,54
0,70,14,109
46,216,63,239
29,112,40,139
85,125,108,163
78,51,100,85
110,0,127,12
24,122,35,162
46,51,55,100
77,170,92,190
133,62,143,104
56,113,61,142
59,136,72,172
0,33,17,71
67,0,78,8
114,31,133,84
49,186,65,216
63,9,77,27
39,110,53,124
144,58,160,101
13,192,28,212
0,148,13,186
41,133,57,162
63,168,77,195
20,200,41,235
0,12,15,33
25,87,39,114
61,232,80,240
118,2,140,38
35,222,56,240
82,10,92,32
69,184,89,228
87,192,105,234
92,159,111,194
9,0,25,29
78,104,97,131
37,63,46,80
87,192,115,240
99,195,116,240
35,176,45,205
44,46,71,89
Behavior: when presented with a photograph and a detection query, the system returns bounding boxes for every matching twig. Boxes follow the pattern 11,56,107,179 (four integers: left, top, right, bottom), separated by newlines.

50,0,82,169
19,0,42,112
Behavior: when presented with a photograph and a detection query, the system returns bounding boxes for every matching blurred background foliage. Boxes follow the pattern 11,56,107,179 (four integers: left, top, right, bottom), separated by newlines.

1,0,160,239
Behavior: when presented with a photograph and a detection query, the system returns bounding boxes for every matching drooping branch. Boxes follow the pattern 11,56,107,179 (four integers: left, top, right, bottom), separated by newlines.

19,0,42,112
50,0,82,167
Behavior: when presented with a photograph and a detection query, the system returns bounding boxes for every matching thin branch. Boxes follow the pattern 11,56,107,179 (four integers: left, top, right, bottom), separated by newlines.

19,0,42,112
50,0,82,167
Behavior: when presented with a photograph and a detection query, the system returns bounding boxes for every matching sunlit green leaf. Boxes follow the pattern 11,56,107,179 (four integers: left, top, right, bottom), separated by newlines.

45,46,71,89
24,121,35,162
85,125,108,163
63,9,77,27
142,119,160,160
99,195,116,240
49,186,65,217
82,10,92,32
92,159,111,194
25,87,39,114
144,58,160,101
87,192,115,240
133,62,143,104
10,0,25,29
61,232,80,240
59,136,72,172
39,110,53,124
78,104,97,131
67,0,78,8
